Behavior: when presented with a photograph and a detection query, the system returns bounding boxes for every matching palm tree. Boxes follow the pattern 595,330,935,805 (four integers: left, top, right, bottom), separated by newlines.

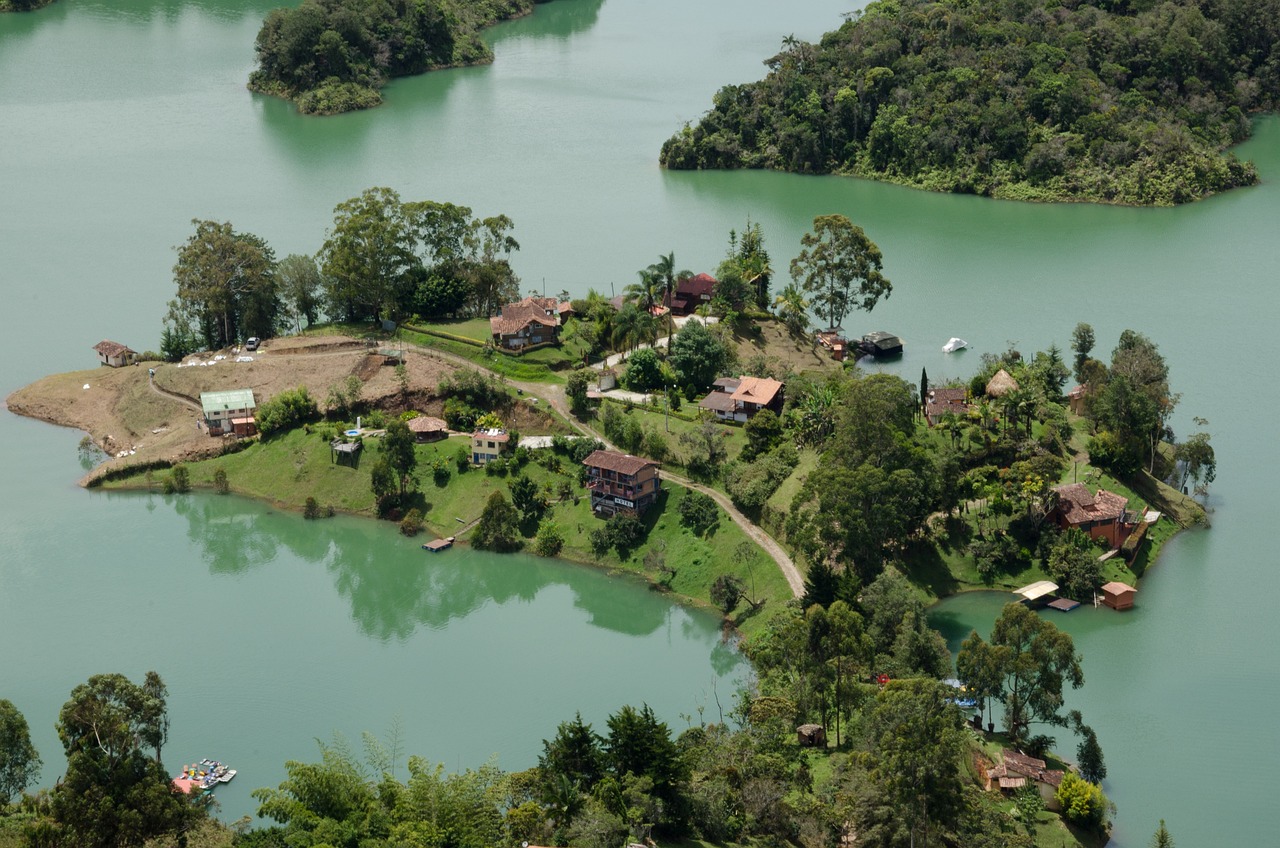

649,252,689,343
625,269,660,313
773,284,810,336
611,303,642,354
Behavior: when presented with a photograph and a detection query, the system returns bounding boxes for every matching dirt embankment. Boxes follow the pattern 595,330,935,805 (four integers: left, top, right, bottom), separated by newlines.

5,336,468,485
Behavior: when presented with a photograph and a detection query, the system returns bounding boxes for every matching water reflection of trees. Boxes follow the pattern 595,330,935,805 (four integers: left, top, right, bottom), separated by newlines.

164,493,706,645
492,0,607,44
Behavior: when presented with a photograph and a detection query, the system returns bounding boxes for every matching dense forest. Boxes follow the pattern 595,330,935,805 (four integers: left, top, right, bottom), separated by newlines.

0,593,1119,848
0,0,57,11
660,0,1280,205
249,0,542,114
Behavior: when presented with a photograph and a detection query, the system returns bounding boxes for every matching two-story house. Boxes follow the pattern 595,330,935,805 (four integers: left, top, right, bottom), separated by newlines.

471,428,510,465
699,375,784,423
200,388,257,436
582,449,660,517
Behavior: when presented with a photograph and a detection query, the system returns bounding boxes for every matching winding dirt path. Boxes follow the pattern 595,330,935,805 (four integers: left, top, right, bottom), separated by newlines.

401,345,808,599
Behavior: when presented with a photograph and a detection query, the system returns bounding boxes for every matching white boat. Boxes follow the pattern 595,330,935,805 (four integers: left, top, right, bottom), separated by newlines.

942,337,968,353
218,769,237,784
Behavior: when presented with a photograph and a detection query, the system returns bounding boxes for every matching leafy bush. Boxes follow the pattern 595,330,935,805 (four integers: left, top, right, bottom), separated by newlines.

400,508,424,536
296,80,382,116
533,520,565,557
257,387,320,436
679,490,719,536
622,348,666,392
1056,772,1109,831
213,468,230,495
165,465,190,494
304,497,321,519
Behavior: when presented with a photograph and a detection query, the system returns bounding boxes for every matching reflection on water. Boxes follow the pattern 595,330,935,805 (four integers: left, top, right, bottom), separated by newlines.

156,490,713,643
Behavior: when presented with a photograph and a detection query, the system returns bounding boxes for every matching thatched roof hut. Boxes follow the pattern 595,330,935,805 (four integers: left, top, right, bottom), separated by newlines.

986,369,1019,398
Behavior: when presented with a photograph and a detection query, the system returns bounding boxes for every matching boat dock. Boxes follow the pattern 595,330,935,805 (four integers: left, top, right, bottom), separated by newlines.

422,536,455,552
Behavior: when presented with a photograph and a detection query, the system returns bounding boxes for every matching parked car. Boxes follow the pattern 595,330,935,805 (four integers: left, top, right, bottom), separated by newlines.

245,337,260,351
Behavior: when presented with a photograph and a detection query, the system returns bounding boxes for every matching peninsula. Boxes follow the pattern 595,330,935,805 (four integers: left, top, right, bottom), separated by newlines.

660,0,1280,205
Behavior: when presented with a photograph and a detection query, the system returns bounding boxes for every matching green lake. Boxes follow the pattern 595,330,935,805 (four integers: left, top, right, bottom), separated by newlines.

2,0,1277,842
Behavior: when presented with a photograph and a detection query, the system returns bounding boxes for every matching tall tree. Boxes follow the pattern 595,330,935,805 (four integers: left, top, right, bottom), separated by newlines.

987,602,1084,743
1151,819,1175,848
171,219,278,349
1071,322,1095,383
472,491,521,552
955,631,1007,727
790,215,890,331
278,253,324,333
603,704,686,804
382,419,417,498
863,679,966,848
772,284,810,336
0,699,41,804
53,672,196,848
319,187,417,321
540,713,605,790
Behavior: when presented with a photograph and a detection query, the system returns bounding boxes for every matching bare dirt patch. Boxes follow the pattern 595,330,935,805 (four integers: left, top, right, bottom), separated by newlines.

729,320,841,376
5,337,465,484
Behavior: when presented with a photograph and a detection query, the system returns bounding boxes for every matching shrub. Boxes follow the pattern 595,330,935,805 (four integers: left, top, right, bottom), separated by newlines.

400,508,424,536
432,458,452,486
304,497,321,519
679,489,719,535
295,80,382,116
257,386,319,436
1055,772,1109,831
454,445,470,473
622,348,666,392
168,465,190,494
533,520,565,557
213,468,230,495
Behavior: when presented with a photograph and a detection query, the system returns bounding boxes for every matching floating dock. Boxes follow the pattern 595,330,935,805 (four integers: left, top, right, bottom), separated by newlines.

422,536,455,552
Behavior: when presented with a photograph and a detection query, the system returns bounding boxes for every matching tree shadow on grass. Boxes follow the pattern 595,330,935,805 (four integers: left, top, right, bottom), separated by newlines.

899,537,960,598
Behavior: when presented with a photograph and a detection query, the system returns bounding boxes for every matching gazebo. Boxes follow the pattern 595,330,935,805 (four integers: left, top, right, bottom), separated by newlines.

985,369,1020,398
407,415,448,442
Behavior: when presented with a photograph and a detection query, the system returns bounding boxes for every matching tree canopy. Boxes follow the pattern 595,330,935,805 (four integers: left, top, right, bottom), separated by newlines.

250,0,535,114
660,0,1279,204
790,215,890,332
0,699,40,804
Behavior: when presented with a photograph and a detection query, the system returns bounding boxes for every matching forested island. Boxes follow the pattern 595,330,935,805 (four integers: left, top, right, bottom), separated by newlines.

0,0,56,11
660,0,1280,205
249,0,546,115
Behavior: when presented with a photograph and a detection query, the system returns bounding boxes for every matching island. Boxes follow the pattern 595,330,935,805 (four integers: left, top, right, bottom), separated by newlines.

660,0,1280,205
4,193,1215,848
248,0,547,115
0,0,57,11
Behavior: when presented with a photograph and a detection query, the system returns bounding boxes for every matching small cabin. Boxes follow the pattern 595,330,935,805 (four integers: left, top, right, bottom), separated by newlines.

93,340,138,368
1101,581,1136,610
796,724,827,747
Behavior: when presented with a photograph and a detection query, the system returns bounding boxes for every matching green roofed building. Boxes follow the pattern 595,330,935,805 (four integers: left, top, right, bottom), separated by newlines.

199,388,257,436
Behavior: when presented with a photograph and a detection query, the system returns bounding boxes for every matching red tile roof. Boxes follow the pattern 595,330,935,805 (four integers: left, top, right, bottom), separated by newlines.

582,449,659,476
93,340,135,357
1054,484,1128,525
490,301,559,337
730,376,783,407
925,387,970,422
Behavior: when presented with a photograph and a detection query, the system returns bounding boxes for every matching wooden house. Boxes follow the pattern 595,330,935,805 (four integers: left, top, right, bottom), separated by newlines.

93,340,138,368
985,750,1065,810
582,449,660,517
199,388,256,436
698,375,784,422
1051,483,1138,548
471,428,510,465
1101,581,1136,610
489,297,561,349
408,415,448,443
664,273,717,315
924,387,971,426
815,331,848,362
